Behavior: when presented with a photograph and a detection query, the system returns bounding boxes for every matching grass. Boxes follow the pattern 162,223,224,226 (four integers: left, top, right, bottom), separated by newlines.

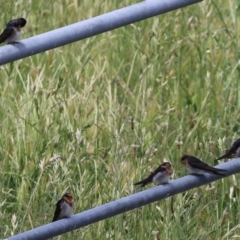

0,0,240,239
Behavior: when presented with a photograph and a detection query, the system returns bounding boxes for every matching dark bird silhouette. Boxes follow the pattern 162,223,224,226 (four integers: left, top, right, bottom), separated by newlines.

52,193,74,222
216,139,240,160
181,155,227,176
0,18,27,44
134,162,173,187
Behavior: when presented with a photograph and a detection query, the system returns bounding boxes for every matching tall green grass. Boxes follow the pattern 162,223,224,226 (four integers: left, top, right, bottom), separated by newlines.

0,0,240,239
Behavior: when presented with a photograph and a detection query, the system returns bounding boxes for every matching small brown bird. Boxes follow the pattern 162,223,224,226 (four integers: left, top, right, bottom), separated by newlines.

181,155,226,176
0,18,27,44
216,139,240,160
52,193,74,222
134,162,173,187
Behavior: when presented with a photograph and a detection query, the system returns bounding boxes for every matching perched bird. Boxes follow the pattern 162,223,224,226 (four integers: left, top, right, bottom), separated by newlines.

52,193,74,222
134,162,173,187
181,155,226,176
216,139,240,160
0,18,27,44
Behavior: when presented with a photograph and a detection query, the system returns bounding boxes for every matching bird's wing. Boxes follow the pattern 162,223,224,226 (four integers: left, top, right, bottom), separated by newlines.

216,139,240,160
188,156,226,174
216,149,235,160
187,156,211,170
52,199,64,222
0,27,14,44
152,165,166,176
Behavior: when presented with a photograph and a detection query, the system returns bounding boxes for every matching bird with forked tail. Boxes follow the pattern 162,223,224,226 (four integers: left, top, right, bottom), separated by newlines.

181,154,227,176
216,139,240,161
0,18,27,44
134,162,173,187
52,193,74,222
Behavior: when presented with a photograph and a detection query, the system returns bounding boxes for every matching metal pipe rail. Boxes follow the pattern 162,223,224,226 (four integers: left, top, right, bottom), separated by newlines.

0,0,203,65
6,158,240,240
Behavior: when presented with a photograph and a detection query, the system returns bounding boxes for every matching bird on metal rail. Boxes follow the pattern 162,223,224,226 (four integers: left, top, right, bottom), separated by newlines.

181,154,227,176
0,18,27,44
216,138,240,161
134,162,173,187
52,193,74,222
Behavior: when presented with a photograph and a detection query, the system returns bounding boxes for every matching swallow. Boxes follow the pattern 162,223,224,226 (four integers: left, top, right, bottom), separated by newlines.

0,18,27,44
134,162,173,187
52,193,74,222
216,138,240,160
181,155,227,176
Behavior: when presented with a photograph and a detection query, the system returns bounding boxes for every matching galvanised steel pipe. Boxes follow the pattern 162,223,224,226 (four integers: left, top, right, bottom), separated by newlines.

6,158,240,240
0,0,203,65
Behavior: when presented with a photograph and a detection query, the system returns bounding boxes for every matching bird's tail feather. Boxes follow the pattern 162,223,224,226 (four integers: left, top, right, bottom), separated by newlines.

134,176,152,187
211,168,227,176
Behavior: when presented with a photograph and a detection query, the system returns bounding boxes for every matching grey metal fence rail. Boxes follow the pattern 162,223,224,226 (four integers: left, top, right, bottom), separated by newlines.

0,0,202,65
6,159,240,240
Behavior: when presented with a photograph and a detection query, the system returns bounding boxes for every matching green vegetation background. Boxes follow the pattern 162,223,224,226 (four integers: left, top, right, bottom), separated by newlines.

0,0,240,239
